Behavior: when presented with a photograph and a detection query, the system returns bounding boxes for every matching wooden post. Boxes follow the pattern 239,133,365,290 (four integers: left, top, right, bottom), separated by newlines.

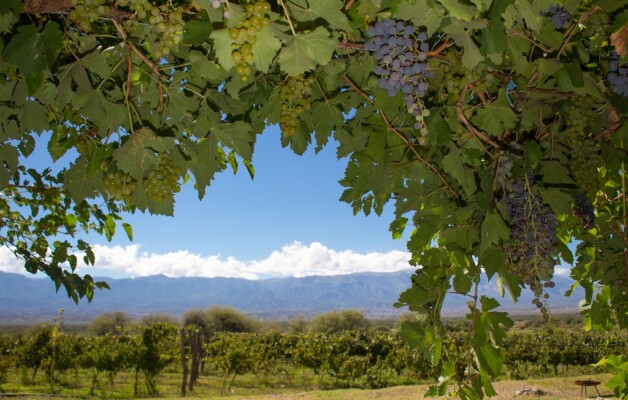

179,328,188,397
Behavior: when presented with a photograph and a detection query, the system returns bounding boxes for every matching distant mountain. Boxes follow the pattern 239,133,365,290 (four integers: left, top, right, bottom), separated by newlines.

0,270,584,324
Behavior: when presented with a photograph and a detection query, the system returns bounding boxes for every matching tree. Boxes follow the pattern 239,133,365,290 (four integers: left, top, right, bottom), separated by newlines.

308,309,370,333
1,0,627,398
86,311,132,336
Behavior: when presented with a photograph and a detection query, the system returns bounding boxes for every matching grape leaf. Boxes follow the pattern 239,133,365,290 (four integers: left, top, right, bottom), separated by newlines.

471,89,518,137
3,22,63,93
442,22,485,69
252,27,282,73
436,0,477,21
210,29,236,71
285,0,352,31
211,121,254,160
302,100,344,151
398,0,443,34
480,209,509,250
73,89,126,133
442,144,477,196
278,27,336,76
64,158,98,202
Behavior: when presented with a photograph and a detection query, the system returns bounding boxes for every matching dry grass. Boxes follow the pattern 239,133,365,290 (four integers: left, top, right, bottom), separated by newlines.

225,374,616,400
1,374,616,400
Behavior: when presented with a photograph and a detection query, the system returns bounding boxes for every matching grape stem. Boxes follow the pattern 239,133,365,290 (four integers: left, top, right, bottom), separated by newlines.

342,74,460,200
124,51,132,105
456,84,500,152
342,0,356,12
111,18,164,112
557,7,600,59
278,0,297,36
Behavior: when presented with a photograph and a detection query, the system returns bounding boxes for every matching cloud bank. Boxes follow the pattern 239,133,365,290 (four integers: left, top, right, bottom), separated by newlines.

0,242,413,280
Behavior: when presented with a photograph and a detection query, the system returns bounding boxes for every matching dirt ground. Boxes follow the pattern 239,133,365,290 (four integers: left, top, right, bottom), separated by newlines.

229,375,616,400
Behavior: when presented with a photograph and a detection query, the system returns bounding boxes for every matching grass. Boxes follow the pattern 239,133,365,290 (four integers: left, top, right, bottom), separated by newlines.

1,373,617,400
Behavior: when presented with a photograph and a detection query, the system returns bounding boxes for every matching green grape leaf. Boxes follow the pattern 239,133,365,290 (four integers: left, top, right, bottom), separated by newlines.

211,121,254,160
302,100,344,151
183,20,212,45
3,22,63,93
210,29,236,71
112,130,168,180
278,27,336,76
20,100,48,133
480,209,509,250
73,89,126,133
436,0,477,21
398,0,444,34
442,22,485,69
399,321,424,348
471,88,518,137
286,0,351,31
65,159,98,202
442,144,477,196
476,345,503,377
252,27,282,73
480,19,507,64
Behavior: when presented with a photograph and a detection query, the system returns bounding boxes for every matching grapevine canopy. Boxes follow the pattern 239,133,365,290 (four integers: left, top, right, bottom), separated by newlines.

1,0,627,397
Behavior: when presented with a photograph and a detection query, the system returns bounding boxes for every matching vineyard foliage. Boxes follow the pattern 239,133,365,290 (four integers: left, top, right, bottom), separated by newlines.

1,326,627,395
0,0,627,397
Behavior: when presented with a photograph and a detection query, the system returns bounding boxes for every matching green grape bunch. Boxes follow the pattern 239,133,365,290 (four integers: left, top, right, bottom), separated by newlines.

228,1,271,80
103,169,137,205
143,156,182,203
279,75,315,137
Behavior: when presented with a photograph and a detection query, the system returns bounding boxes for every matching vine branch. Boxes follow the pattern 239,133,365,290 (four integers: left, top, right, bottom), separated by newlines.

111,18,164,111
278,0,297,36
343,74,460,200
456,84,500,152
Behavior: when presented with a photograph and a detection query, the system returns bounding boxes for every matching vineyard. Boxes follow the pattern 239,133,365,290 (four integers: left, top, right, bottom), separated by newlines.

0,321,626,398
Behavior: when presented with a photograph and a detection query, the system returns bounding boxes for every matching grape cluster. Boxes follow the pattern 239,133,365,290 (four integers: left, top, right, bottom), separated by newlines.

104,169,137,205
564,97,600,200
209,0,231,19
228,1,271,81
543,5,571,30
68,0,111,31
364,19,432,140
279,75,314,137
573,191,595,230
143,156,181,202
117,0,184,58
608,51,628,96
502,177,558,319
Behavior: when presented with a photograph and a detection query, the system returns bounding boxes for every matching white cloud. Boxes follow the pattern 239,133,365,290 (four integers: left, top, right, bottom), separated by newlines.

0,241,412,280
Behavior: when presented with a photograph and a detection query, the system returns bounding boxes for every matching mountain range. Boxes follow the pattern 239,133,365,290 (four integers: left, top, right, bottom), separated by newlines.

0,270,584,324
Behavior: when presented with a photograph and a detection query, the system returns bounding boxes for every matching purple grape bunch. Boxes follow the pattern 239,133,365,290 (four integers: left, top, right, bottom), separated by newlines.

608,51,628,96
502,177,558,300
543,5,571,29
364,19,431,130
573,191,595,230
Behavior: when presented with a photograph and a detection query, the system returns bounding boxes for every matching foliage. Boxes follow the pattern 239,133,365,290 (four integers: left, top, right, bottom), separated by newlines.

1,0,627,397
595,354,628,399
86,310,131,336
130,322,179,395
308,309,371,333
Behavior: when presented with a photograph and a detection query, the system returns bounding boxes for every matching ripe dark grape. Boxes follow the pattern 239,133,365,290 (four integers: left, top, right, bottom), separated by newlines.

608,51,628,96
365,19,432,141
573,191,595,230
279,75,314,137
543,5,571,29
502,176,558,317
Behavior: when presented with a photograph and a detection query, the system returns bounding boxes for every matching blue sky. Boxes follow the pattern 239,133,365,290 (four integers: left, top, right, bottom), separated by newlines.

0,125,413,279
